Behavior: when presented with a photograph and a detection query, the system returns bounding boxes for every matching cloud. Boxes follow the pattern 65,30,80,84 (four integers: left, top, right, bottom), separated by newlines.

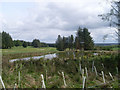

0,0,117,43
90,27,117,43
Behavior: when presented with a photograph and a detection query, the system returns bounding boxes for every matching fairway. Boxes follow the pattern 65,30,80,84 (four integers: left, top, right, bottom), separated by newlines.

2,46,57,55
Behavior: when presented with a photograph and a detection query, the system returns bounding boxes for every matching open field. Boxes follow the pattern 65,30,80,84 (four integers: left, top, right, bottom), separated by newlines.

2,46,57,55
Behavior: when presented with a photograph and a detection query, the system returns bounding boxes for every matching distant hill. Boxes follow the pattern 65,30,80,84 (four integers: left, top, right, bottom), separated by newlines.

46,43,119,47
94,43,119,46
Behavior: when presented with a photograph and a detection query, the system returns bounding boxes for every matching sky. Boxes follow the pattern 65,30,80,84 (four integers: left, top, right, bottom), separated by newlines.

0,0,118,43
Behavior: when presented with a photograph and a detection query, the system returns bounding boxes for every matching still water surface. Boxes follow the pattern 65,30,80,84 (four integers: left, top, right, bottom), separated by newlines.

10,51,98,62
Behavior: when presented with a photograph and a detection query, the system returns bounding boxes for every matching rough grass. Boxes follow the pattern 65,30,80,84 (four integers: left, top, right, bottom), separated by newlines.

2,51,119,88
1,46,119,88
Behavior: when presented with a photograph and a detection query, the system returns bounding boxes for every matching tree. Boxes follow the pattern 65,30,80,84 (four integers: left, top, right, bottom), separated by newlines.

22,41,28,48
26,42,32,46
74,37,79,49
83,28,94,50
67,35,74,50
2,31,13,49
56,27,94,51
99,1,120,43
63,36,67,50
13,40,22,47
70,35,74,49
56,35,64,51
75,27,84,50
40,42,48,47
75,27,94,50
32,39,40,48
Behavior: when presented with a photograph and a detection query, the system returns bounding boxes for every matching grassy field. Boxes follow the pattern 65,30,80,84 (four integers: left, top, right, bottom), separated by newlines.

2,46,57,55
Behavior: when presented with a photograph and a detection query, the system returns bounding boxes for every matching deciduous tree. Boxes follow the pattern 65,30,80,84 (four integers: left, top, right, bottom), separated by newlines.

22,41,28,48
32,39,40,48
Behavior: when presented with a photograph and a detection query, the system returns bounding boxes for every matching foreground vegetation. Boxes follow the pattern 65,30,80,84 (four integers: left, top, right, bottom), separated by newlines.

2,49,119,88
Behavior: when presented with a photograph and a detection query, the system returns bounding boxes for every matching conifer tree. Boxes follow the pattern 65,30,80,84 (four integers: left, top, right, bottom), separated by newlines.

56,35,64,51
83,28,94,50
2,31,13,49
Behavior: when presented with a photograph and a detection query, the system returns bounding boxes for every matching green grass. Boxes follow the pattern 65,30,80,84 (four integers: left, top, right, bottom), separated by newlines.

112,47,120,51
2,46,57,55
94,45,120,51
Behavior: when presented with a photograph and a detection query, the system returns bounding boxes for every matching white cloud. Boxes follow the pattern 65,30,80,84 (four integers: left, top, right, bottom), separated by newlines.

90,27,117,43
1,0,118,43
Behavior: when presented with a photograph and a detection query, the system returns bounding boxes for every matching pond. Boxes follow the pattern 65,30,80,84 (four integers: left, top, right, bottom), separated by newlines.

9,51,98,62
9,53,57,62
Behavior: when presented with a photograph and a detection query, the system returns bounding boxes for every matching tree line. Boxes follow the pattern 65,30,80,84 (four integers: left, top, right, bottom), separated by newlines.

56,27,94,51
1,27,94,50
0,31,51,49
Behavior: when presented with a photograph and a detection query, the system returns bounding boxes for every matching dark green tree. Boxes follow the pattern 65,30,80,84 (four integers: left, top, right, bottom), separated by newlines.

56,35,64,51
22,41,28,48
75,27,83,49
63,36,66,50
69,35,74,50
56,27,94,51
74,37,79,49
83,28,94,50
2,31,13,49
32,39,40,48
75,27,94,50
26,42,32,46
41,42,48,47
13,40,22,47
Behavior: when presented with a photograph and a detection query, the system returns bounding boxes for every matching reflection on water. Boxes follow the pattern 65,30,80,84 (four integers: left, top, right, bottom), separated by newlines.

93,53,98,56
10,53,57,62
9,51,98,62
